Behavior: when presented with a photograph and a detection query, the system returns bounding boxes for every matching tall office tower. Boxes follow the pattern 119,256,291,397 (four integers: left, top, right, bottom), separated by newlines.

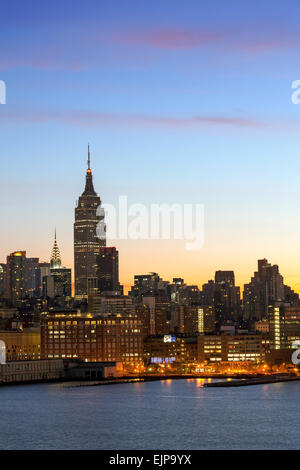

6,251,27,304
97,247,120,293
201,280,216,306
43,269,72,299
243,259,285,320
141,296,171,335
268,303,300,350
38,262,51,296
181,305,215,334
177,285,201,305
200,272,240,327
0,264,6,298
74,146,106,299
214,270,241,325
26,257,40,298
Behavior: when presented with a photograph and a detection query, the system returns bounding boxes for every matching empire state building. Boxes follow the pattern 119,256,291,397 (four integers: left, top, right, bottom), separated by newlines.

74,145,106,299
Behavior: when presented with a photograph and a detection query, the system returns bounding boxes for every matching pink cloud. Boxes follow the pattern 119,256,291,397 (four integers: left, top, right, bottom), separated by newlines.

113,27,300,53
114,29,222,50
0,109,266,130
1,24,298,72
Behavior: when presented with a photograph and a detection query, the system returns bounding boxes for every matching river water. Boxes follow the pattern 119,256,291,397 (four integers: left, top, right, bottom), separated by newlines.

1,378,299,449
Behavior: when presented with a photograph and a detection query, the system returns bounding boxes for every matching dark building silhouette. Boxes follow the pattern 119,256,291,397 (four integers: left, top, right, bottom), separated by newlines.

43,269,72,299
215,270,235,285
0,264,6,298
74,146,105,299
37,262,50,297
97,247,119,293
243,259,285,320
201,271,240,327
139,296,171,336
130,273,169,301
201,280,215,306
26,257,40,298
6,251,27,304
214,270,241,325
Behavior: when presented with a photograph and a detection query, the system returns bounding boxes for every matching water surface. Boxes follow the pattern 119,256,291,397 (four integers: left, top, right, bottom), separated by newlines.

1,378,299,449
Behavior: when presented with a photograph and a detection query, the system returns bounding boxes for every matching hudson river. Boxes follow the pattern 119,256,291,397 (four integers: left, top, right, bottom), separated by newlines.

1,378,300,449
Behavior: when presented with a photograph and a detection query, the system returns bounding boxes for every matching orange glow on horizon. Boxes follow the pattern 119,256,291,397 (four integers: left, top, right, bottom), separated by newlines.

3,232,300,297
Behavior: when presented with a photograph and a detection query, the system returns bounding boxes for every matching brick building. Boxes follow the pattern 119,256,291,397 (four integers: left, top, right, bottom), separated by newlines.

41,313,143,369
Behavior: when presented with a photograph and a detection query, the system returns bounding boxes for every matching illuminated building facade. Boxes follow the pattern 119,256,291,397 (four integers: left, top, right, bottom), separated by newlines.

0,328,41,361
50,229,61,269
197,333,267,363
74,146,105,299
268,304,300,349
144,334,198,364
41,313,143,368
88,294,134,316
6,251,27,304
254,319,270,333
180,305,215,334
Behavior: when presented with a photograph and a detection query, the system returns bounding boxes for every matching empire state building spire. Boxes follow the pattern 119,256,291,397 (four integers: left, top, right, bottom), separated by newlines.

74,145,106,299
82,143,96,196
87,143,91,169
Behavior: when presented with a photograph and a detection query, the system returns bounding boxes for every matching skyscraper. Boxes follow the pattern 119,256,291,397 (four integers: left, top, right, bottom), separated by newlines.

50,229,61,269
200,272,241,327
0,264,6,298
38,262,50,297
26,257,40,298
97,247,120,293
243,259,285,320
129,273,169,300
268,303,300,350
43,231,71,299
74,146,106,299
6,251,27,304
214,270,241,324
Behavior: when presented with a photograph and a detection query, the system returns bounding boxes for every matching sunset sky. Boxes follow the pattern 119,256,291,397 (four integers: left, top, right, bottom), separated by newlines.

1,0,300,292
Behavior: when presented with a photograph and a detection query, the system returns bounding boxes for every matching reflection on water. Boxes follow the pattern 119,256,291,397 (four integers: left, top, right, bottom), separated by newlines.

0,378,300,450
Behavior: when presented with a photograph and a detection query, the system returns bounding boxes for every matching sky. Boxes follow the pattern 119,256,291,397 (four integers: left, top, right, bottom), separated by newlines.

1,0,300,292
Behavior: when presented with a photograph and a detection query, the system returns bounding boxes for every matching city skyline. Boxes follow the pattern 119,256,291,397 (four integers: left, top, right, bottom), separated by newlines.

2,1,300,292
2,2,300,454
1,149,299,295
